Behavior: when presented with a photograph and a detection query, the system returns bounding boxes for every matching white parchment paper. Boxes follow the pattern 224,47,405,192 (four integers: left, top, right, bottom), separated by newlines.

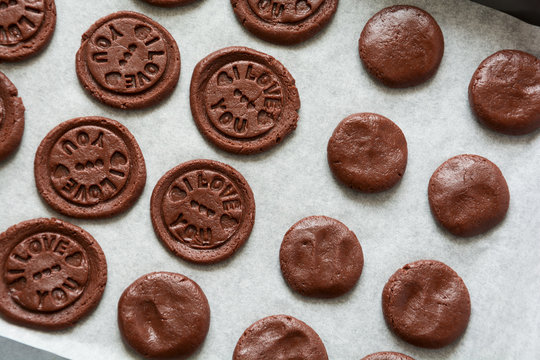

1,0,540,358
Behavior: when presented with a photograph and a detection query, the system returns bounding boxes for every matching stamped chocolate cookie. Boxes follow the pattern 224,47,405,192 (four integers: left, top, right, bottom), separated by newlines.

151,159,255,264
0,218,107,329
0,0,56,62
76,11,180,109
233,315,328,360
382,260,471,348
327,113,407,192
0,71,24,161
428,154,509,237
359,5,444,87
34,116,146,219
142,0,197,6
190,46,300,154
469,50,540,135
361,352,415,360
118,272,210,359
280,216,363,298
231,0,339,45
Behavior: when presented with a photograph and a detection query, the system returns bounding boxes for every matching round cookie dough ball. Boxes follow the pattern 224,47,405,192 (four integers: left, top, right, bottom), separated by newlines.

382,260,471,348
280,216,364,298
469,50,540,135
359,5,444,87
428,154,509,237
327,113,407,193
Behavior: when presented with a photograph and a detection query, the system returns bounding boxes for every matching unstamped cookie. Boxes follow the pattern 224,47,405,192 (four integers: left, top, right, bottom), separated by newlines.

76,11,181,109
231,0,339,45
190,46,300,154
0,71,24,161
233,315,328,360
0,218,107,329
0,0,56,61
359,5,444,87
469,50,540,135
34,116,147,219
118,272,210,358
280,216,363,298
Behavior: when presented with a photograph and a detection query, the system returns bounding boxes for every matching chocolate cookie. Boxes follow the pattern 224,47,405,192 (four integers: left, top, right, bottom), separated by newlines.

230,0,339,45
76,11,181,109
34,116,146,219
118,272,210,359
0,0,56,62
233,315,328,360
190,46,300,154
361,352,415,360
0,71,24,161
0,218,107,329
469,50,540,135
327,113,407,192
359,5,444,87
382,260,470,349
142,0,197,6
428,154,509,237
280,216,363,298
151,159,255,264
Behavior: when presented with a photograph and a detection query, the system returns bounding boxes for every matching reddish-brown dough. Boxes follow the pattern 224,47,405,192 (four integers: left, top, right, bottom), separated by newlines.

190,46,300,154
34,116,147,219
76,11,180,109
359,5,444,87
280,216,363,298
327,113,407,193
233,315,328,360
142,0,198,6
0,0,56,62
0,71,24,161
382,260,470,349
231,0,339,45
0,218,107,329
361,352,416,360
151,159,255,264
428,154,509,237
118,272,210,359
469,50,540,135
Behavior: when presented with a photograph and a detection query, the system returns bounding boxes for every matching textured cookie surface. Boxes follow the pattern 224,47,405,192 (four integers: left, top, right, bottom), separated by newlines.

0,71,25,161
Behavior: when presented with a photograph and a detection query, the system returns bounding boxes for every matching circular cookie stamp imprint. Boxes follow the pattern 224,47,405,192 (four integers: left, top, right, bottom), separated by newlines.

469,50,540,135
190,47,300,154
233,315,329,360
118,272,210,358
76,11,180,109
231,0,339,45
0,71,25,161
0,218,107,329
361,352,416,360
0,0,56,61
151,159,255,264
35,117,146,218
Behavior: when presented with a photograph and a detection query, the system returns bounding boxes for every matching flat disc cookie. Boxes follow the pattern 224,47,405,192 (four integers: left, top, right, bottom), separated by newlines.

469,50,540,135
190,46,300,154
280,216,363,298
361,352,416,360
231,0,339,45
142,0,198,6
118,272,210,359
34,116,147,219
76,11,181,109
428,154,509,237
0,0,56,62
359,5,444,87
0,71,24,161
382,260,471,348
0,218,107,329
327,113,407,192
151,159,255,264
233,315,328,360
